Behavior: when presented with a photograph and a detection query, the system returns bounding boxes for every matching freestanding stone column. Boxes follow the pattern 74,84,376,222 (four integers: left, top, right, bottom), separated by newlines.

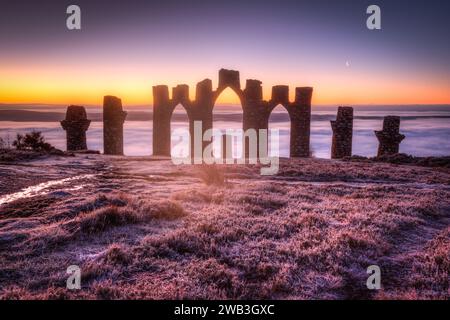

152,86,171,156
375,116,405,156
243,80,265,159
192,79,214,161
61,105,91,151
331,106,353,159
290,87,313,157
103,96,127,155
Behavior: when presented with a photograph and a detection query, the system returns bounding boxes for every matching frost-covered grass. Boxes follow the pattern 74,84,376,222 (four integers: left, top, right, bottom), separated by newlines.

0,156,448,299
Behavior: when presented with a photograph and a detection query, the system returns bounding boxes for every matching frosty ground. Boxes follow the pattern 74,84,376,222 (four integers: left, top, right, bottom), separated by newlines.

0,154,448,299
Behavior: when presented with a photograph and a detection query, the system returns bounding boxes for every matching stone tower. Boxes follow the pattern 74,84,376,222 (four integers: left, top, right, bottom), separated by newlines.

375,116,405,156
331,106,354,159
60,105,91,151
103,96,127,155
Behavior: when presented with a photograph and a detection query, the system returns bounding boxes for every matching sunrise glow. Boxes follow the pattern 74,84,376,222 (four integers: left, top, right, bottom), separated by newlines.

1,1,449,106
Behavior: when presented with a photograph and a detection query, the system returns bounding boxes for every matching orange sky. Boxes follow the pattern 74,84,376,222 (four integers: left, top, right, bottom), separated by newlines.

1,58,449,106
1,1,450,107
1,67,449,106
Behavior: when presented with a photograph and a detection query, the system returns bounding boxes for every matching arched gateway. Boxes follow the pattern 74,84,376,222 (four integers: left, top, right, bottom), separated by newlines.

152,69,313,159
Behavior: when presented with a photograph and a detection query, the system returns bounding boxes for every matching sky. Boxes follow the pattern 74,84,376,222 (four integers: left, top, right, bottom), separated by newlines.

0,0,449,106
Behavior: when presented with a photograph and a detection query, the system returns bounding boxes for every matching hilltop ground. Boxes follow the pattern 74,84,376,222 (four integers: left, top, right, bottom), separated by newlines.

0,153,449,299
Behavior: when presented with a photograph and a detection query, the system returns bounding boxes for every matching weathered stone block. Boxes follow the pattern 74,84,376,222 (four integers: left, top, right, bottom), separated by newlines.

244,80,262,102
103,96,127,155
375,116,405,156
61,105,91,151
153,85,170,106
218,68,240,90
271,85,289,105
295,87,313,105
331,106,353,159
172,84,189,103
290,87,313,157
195,79,213,106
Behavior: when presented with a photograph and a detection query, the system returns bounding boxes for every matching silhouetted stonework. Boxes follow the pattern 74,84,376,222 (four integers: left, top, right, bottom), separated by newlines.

375,116,405,156
331,106,353,159
152,69,313,159
103,96,127,155
60,105,91,151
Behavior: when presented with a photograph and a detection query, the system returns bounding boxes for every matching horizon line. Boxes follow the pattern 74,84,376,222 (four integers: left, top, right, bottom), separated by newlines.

2,103,450,108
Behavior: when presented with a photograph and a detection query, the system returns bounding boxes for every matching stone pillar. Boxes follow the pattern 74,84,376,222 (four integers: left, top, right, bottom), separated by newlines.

290,87,313,157
192,79,214,161
243,80,265,159
103,96,127,155
60,105,91,151
152,86,171,156
331,106,353,159
375,116,405,156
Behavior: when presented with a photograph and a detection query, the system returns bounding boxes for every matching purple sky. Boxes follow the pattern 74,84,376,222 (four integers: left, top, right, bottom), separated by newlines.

1,0,449,105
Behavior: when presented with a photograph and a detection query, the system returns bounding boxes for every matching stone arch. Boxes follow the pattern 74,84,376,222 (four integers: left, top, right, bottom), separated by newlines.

170,103,191,158
267,104,291,158
261,85,313,157
212,68,245,110
212,87,244,159
213,86,245,108
152,85,194,156
152,69,313,160
170,84,193,119
168,101,192,122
